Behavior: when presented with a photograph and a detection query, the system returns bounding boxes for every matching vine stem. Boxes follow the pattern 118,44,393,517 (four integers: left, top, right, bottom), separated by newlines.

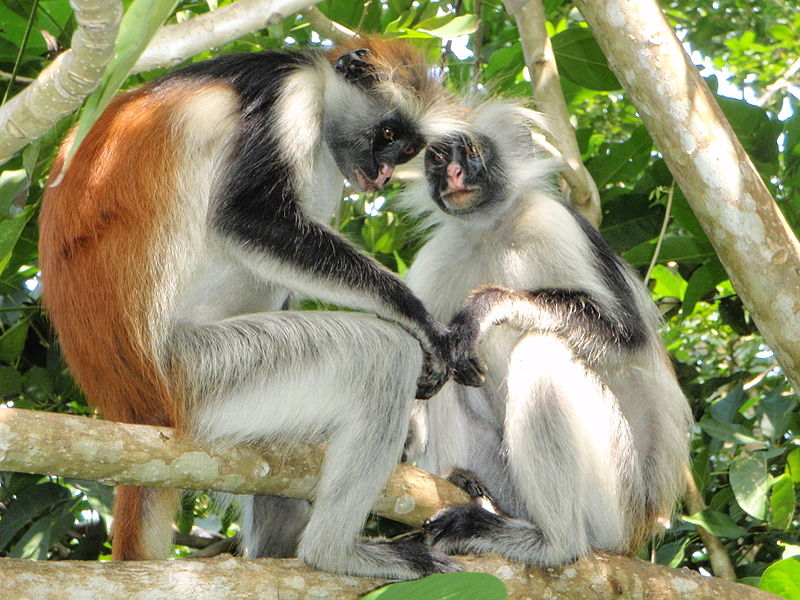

644,182,675,283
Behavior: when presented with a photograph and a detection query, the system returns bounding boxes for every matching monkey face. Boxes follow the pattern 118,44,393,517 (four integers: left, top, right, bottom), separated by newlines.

424,134,504,216
325,109,425,192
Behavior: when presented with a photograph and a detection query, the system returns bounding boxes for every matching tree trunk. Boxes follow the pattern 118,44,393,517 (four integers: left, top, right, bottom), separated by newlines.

573,0,800,394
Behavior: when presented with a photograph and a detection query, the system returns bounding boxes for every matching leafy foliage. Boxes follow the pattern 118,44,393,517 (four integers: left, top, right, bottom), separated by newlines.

0,1,798,598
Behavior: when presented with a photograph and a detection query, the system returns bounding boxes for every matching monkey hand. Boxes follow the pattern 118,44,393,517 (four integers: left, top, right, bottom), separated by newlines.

447,318,488,388
334,49,376,88
415,323,451,400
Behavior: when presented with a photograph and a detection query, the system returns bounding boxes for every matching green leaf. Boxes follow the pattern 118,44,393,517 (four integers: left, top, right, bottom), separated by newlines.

0,169,28,217
0,319,29,363
551,27,621,91
0,204,34,272
0,482,71,549
682,508,748,539
0,364,23,396
65,0,180,169
654,537,691,568
599,193,663,253
588,126,652,188
709,383,744,423
770,474,795,531
362,573,508,600
623,234,715,268
760,557,800,600
10,509,75,559
698,416,764,446
759,386,796,440
729,452,769,520
415,15,478,40
649,265,687,301
787,448,800,484
681,258,727,314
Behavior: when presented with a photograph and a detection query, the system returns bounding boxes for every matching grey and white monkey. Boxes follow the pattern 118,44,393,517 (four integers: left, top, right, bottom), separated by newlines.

40,39,469,578
402,102,692,565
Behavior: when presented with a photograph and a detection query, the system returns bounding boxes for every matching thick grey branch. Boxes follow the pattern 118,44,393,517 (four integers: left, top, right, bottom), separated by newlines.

132,0,323,74
573,0,800,394
0,408,468,527
506,0,602,227
0,0,122,164
0,554,781,599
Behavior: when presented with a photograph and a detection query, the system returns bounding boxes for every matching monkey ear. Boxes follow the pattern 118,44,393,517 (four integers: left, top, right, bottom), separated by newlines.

334,49,377,87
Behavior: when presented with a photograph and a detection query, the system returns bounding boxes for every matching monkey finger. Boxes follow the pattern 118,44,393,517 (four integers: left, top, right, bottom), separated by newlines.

452,354,487,388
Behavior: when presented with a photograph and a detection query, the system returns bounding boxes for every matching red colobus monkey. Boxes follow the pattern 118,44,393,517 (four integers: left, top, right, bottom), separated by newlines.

39,40,467,578
403,102,692,565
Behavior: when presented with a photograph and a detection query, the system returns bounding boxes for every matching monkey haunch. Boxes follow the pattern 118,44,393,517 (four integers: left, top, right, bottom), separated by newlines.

39,40,468,579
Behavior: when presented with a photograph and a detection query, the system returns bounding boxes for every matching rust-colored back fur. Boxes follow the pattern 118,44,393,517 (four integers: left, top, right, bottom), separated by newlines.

328,36,440,107
40,87,180,427
40,85,189,560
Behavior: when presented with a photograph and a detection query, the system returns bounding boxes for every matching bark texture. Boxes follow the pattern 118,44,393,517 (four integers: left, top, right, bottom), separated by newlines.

0,408,468,526
573,0,800,392
0,554,782,600
506,0,602,226
0,0,122,163
132,0,322,74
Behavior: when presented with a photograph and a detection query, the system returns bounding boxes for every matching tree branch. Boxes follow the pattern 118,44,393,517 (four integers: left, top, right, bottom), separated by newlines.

0,408,468,527
573,0,800,394
0,0,123,164
132,0,324,74
299,6,355,45
505,0,602,227
0,554,781,599
682,464,737,580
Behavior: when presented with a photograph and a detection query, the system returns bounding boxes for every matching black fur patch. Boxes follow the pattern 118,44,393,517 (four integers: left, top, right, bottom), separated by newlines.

388,539,462,575
424,505,505,550
568,206,647,348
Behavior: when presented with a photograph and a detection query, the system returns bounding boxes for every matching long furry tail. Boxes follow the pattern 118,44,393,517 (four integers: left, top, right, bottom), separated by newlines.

111,486,179,560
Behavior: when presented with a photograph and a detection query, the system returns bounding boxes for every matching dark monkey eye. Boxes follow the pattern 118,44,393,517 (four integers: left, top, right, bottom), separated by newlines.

467,143,481,157
383,127,396,141
402,144,417,156
430,151,446,164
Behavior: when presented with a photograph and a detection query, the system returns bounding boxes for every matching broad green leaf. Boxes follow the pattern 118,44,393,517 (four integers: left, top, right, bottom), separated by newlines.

10,509,75,559
759,386,796,440
588,126,652,189
681,258,727,314
551,27,621,91
682,508,748,539
0,319,29,363
759,557,800,600
729,452,769,520
416,15,478,40
0,203,34,272
362,573,508,600
787,448,800,484
698,416,763,446
65,0,180,169
669,187,708,241
654,537,691,568
0,482,71,549
599,193,663,253
0,364,23,396
770,474,795,531
623,235,715,268
0,169,27,217
649,265,687,301
709,383,744,424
